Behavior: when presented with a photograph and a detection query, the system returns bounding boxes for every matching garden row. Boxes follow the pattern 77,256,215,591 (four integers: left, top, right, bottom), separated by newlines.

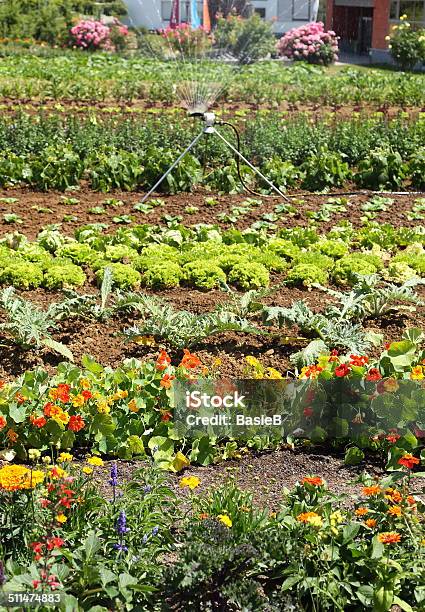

1,221,425,293
2,458,424,610
0,113,424,191
0,52,425,106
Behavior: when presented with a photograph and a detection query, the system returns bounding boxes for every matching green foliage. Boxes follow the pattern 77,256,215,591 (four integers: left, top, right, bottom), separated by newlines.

286,264,329,287
43,263,86,289
409,148,425,189
313,239,349,258
96,263,141,289
356,148,407,189
301,149,351,190
29,145,83,191
182,261,226,291
88,148,143,192
0,261,44,289
214,13,275,64
227,261,270,290
333,254,382,286
388,20,425,70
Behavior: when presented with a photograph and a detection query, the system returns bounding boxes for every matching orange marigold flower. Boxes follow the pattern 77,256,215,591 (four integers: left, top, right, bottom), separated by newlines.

385,488,403,504
30,415,47,429
378,532,401,544
364,518,377,528
49,384,70,403
301,476,324,487
180,349,202,369
362,485,382,496
299,364,323,380
355,507,369,516
0,415,6,430
156,350,171,372
398,453,420,469
388,505,402,517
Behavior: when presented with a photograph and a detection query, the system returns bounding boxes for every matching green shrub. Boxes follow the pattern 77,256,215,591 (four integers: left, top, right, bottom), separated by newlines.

355,148,407,189
313,239,349,259
88,148,143,192
96,263,141,289
142,262,182,289
182,261,226,291
286,264,329,287
29,145,84,191
409,148,425,190
301,149,351,190
44,263,86,289
214,13,275,64
227,262,270,289
0,261,43,289
388,20,425,70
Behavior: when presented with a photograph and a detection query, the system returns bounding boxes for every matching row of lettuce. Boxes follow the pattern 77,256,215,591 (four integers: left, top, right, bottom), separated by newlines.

1,222,425,292
1,459,424,610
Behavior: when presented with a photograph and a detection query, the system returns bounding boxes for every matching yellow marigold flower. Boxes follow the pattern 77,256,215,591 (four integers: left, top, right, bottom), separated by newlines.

128,399,139,413
48,466,67,479
410,366,424,381
266,367,283,379
80,378,91,390
297,511,323,527
179,475,200,490
87,456,103,467
0,465,44,491
217,514,232,528
57,452,73,463
82,467,93,475
56,513,67,523
72,394,85,408
97,399,110,414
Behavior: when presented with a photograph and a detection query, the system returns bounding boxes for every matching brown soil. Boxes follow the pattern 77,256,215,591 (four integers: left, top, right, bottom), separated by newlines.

0,186,423,240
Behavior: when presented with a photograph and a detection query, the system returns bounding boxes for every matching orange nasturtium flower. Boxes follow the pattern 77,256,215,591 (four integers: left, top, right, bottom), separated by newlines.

378,532,401,544
301,476,324,487
156,350,171,372
364,518,377,528
362,485,382,497
180,349,201,369
398,453,420,469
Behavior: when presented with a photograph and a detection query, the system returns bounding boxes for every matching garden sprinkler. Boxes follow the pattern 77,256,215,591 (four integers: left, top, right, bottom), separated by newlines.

140,111,290,203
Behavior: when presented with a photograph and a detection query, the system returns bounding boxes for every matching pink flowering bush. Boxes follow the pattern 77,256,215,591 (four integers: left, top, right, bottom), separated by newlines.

161,24,213,56
277,22,339,66
69,19,129,52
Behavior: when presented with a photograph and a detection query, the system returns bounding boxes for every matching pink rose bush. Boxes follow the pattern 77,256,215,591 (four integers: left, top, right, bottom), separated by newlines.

277,22,339,66
70,19,129,52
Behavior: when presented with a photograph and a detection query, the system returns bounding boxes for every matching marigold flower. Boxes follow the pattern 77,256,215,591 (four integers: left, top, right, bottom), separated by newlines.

385,487,403,503
355,507,369,516
82,467,93,475
56,513,67,524
80,378,91,390
180,349,202,369
297,511,322,527
57,453,73,463
364,518,377,528
30,415,47,428
156,349,171,371
299,364,323,379
96,399,110,414
0,465,44,491
362,485,382,496
350,355,369,367
388,505,402,517
378,531,401,544
87,456,103,467
365,368,382,381
68,415,85,432
301,476,324,487
179,475,200,490
15,392,26,404
72,394,85,408
43,402,55,417
81,390,92,400
49,384,70,403
199,513,209,520
217,514,232,528
407,495,416,506
398,453,420,469
0,415,6,430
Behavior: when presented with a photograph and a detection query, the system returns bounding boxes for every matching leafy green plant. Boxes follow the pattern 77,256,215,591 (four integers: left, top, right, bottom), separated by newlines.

0,287,73,359
301,149,351,190
356,148,407,189
123,294,261,349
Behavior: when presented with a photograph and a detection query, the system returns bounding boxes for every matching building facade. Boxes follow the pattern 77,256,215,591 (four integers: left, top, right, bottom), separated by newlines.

326,0,425,60
124,0,319,33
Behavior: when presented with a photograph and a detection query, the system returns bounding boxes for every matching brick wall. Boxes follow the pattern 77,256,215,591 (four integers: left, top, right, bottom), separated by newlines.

371,0,390,49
